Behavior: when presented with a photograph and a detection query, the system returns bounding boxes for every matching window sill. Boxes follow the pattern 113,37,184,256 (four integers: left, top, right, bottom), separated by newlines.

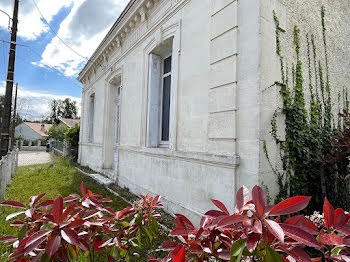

118,145,240,168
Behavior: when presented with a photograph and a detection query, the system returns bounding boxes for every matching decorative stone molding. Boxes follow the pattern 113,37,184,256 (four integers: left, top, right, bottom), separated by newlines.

78,0,188,84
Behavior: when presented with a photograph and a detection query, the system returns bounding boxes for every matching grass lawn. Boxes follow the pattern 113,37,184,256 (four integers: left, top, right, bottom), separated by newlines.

0,156,168,261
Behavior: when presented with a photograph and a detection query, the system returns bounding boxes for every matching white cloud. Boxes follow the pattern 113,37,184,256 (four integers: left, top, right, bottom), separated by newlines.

0,0,74,40
0,82,81,121
38,0,129,77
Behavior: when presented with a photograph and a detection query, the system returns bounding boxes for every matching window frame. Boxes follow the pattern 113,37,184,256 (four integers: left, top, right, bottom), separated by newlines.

88,94,95,143
158,53,173,147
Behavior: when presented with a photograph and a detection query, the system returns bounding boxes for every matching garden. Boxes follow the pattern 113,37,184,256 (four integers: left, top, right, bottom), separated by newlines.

0,6,349,262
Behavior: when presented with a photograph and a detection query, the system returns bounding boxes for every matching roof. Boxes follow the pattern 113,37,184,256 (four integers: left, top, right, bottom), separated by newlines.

59,118,80,128
24,122,52,137
78,0,136,80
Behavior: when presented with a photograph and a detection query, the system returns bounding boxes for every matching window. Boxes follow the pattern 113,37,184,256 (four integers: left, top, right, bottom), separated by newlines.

160,55,172,143
146,38,173,148
88,94,95,142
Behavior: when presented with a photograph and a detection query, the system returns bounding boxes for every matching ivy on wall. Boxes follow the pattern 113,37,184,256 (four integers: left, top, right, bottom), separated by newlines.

265,7,350,213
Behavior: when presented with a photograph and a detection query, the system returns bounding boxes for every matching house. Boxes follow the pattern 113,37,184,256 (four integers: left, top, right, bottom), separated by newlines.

15,122,52,141
77,0,350,220
58,118,80,128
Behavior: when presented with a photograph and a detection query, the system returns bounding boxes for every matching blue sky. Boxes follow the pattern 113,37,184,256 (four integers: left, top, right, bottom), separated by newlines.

0,0,129,119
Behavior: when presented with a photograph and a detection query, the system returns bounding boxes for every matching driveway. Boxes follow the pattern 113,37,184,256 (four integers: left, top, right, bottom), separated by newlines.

18,151,51,166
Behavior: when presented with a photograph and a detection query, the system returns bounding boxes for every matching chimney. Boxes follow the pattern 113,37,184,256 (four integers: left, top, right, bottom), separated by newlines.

41,124,45,132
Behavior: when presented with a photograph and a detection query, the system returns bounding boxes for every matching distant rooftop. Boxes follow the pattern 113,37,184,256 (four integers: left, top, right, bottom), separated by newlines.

59,118,80,128
24,122,52,137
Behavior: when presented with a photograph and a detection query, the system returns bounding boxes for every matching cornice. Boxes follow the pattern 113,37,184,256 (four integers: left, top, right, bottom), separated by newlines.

78,0,168,84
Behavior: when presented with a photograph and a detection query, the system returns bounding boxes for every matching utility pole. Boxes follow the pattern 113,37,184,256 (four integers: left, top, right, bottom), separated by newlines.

10,82,18,150
0,0,19,157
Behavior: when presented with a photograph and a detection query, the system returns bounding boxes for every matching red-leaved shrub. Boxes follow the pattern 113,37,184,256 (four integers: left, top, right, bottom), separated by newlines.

0,182,162,261
1,184,349,261
149,185,350,262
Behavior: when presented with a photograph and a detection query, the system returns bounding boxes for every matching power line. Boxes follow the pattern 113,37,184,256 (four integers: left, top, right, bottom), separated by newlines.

0,38,82,89
31,0,88,61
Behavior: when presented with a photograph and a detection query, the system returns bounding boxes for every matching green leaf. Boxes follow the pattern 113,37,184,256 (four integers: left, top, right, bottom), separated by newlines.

263,246,284,262
18,225,28,241
230,239,246,262
331,246,343,256
151,216,159,234
40,253,50,262
145,228,153,242
137,229,142,247
67,245,77,261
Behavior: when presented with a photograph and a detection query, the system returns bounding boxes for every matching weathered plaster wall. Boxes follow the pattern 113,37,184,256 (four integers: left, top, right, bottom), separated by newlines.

79,0,244,221
15,123,41,141
259,0,350,199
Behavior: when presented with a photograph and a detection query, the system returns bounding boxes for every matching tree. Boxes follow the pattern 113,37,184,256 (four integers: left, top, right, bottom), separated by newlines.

62,98,78,119
47,124,68,141
48,98,78,123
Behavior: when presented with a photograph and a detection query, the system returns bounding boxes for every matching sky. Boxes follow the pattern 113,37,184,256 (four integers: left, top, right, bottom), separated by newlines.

0,0,129,120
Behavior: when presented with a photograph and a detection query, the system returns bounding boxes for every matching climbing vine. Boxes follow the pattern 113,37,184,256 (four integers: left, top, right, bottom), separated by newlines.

267,7,350,213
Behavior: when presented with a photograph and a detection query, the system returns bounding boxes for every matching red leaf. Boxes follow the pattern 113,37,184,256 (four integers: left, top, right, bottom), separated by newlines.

319,231,343,246
265,219,284,243
217,215,249,228
162,241,179,250
6,211,26,221
188,244,203,254
37,199,54,208
63,194,80,203
93,239,103,252
46,235,61,257
246,233,260,252
80,182,86,196
24,235,48,255
269,196,311,216
287,247,312,262
323,197,335,230
236,186,250,212
61,228,80,246
174,214,194,229
1,200,26,209
173,245,186,262
252,185,266,217
53,196,64,224
169,228,191,236
30,193,47,208
334,208,349,229
88,190,93,197
62,203,76,221
285,215,319,235
25,230,51,248
280,224,320,248
79,239,90,252
0,236,18,243
204,210,227,218
211,199,229,215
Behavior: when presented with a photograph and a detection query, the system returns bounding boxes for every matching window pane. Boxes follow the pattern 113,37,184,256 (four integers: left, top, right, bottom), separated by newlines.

161,75,171,141
163,56,172,75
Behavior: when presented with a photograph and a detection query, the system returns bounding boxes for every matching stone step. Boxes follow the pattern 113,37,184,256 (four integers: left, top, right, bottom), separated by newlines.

87,173,114,186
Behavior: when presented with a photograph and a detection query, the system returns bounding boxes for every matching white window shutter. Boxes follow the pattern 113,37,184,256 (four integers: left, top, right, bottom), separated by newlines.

146,53,161,147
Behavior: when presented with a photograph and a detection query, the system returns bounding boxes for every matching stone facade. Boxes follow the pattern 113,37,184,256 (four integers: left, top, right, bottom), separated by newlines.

77,0,350,220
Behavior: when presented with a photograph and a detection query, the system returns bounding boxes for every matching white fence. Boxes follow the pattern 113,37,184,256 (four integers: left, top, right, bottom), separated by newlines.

0,149,19,201
16,140,47,151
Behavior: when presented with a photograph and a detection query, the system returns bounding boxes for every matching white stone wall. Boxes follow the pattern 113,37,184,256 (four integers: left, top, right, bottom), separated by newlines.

259,0,350,199
15,123,42,141
78,0,246,221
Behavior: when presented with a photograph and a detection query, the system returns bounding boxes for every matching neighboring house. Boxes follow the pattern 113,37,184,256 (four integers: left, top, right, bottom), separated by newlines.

77,0,350,220
15,122,52,141
58,118,80,128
